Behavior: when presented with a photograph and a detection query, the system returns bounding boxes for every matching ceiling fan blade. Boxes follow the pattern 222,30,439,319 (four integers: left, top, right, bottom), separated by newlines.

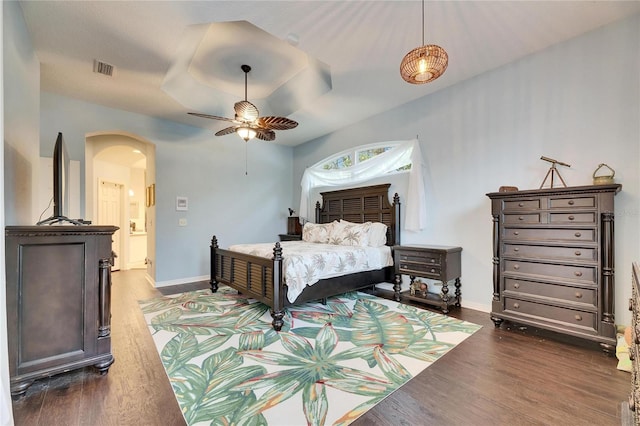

214,126,238,137
255,128,276,141
234,101,259,122
257,116,298,130
188,112,236,123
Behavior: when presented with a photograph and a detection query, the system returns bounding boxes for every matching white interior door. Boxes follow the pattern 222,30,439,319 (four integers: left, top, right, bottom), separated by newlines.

98,179,123,271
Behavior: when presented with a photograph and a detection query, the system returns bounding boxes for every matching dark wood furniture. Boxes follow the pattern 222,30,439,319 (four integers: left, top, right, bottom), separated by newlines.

287,216,303,235
393,244,462,314
278,233,302,242
5,225,118,398
211,184,401,330
628,262,640,422
487,184,621,354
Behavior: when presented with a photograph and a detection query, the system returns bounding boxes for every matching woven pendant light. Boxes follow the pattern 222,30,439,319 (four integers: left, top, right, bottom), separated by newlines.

400,0,448,84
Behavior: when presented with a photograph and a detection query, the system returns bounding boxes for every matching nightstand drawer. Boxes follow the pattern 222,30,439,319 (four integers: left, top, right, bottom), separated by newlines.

397,250,440,265
398,262,441,278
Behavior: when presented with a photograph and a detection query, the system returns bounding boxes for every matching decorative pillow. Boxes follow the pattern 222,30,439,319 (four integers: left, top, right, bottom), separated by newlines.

302,221,334,243
330,220,371,246
368,222,388,247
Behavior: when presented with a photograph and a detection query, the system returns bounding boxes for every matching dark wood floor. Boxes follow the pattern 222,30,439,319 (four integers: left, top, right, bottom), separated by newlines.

11,269,632,425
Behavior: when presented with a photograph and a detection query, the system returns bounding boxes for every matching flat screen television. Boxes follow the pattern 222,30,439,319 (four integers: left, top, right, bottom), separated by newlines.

37,132,83,225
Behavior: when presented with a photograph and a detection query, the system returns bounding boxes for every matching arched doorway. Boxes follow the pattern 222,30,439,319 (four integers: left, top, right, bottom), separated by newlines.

85,132,156,283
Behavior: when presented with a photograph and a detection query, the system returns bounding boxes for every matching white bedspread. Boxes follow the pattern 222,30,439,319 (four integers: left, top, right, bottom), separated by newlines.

228,241,393,303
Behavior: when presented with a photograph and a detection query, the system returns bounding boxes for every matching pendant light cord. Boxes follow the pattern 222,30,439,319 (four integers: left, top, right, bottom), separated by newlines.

421,0,425,46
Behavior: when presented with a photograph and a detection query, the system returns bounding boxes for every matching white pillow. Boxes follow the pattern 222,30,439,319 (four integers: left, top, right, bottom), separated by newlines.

330,220,370,246
368,222,388,247
302,221,334,243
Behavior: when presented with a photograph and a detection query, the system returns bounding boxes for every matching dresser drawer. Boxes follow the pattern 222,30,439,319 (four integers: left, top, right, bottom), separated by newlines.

503,199,541,211
549,212,596,224
504,278,596,306
504,259,597,284
549,196,596,209
504,227,596,243
503,297,597,332
503,213,542,224
503,244,596,261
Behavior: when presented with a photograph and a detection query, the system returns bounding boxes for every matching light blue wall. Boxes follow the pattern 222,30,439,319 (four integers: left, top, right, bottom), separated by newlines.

293,14,640,324
40,93,294,283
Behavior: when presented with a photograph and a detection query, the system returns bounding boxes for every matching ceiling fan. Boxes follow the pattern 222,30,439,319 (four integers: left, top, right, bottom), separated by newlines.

188,64,298,142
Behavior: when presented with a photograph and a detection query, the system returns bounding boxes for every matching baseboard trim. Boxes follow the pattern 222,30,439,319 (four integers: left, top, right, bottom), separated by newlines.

154,275,210,288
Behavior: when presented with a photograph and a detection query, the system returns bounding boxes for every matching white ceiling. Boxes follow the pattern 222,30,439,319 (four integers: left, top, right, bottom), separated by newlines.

19,1,640,147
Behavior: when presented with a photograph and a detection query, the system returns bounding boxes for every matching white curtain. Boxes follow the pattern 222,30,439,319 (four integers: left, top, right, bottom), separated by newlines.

299,138,427,232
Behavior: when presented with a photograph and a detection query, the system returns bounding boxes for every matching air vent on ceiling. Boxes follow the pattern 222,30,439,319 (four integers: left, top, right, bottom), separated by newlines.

93,59,115,76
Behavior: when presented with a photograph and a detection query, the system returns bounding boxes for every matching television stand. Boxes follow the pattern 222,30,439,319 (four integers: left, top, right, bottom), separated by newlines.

37,215,85,226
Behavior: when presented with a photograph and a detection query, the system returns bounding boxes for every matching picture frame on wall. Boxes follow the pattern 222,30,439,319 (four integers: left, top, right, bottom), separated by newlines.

176,196,188,211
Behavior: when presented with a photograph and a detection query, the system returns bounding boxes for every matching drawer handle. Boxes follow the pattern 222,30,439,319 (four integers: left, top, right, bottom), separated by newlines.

574,232,581,238
514,247,519,252
574,271,583,277
575,292,583,299
568,215,575,221
513,264,520,270
568,200,575,205
513,231,520,236
518,216,524,221
513,283,520,289
513,303,520,309
518,202,524,207
430,259,436,263
575,251,581,256
574,314,582,321
430,268,436,273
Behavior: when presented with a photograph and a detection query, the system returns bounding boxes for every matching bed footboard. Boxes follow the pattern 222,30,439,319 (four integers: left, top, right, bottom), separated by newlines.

210,236,286,330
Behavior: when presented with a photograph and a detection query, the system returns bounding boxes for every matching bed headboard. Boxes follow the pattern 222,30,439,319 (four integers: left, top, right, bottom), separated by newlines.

314,184,401,246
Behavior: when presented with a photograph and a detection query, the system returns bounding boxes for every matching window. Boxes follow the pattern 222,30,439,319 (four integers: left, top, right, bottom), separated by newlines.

316,142,411,173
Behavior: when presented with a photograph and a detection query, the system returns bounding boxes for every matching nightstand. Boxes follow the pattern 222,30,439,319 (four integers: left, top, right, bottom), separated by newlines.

393,244,462,314
279,234,302,242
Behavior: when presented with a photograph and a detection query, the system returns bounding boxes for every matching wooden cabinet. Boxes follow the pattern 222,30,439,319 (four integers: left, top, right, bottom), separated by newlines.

5,225,118,397
486,184,621,354
279,233,302,242
393,245,462,314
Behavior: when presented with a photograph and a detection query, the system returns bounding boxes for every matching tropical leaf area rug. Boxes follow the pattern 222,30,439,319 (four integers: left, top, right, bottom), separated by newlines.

139,287,481,426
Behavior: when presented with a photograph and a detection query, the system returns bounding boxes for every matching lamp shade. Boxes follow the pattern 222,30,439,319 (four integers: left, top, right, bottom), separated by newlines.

400,44,448,84
236,126,257,142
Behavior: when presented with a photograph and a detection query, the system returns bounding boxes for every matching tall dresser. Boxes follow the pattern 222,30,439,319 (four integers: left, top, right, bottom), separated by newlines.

5,225,118,397
486,184,621,353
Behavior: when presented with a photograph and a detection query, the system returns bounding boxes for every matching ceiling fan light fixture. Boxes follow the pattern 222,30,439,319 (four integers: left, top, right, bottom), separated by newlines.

236,126,257,142
400,0,448,85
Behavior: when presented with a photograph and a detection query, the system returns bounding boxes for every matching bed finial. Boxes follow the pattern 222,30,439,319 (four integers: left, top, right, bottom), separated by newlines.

211,235,218,248
273,242,283,260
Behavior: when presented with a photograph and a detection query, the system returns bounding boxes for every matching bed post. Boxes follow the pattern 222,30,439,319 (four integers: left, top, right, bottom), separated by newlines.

210,235,219,293
393,193,401,245
315,201,321,223
271,242,285,331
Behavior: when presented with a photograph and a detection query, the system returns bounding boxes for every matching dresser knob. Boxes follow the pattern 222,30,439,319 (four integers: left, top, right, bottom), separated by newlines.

514,247,519,252
513,303,520,309
574,314,582,321
518,202,524,207
513,264,520,270
513,231,520,236
574,271,583,277
518,216,524,221
568,215,575,221
575,251,581,256
513,283,520,289
575,232,582,238
430,268,436,273
430,259,436,263
568,200,575,205
575,292,583,299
